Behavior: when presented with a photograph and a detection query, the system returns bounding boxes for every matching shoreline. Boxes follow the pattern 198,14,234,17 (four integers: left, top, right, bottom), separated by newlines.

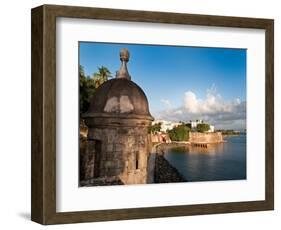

152,140,226,153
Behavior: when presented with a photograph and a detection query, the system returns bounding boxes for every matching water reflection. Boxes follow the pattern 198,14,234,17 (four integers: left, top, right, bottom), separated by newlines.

164,135,246,182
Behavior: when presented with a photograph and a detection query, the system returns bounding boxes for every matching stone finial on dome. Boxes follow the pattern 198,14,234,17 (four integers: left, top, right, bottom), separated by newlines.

116,48,131,80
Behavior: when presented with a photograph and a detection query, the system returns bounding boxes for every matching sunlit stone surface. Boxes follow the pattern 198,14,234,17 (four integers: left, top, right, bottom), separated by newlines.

82,49,154,185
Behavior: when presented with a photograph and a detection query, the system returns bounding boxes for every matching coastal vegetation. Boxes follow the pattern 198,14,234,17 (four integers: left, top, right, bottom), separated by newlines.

216,129,242,135
185,121,210,133
167,124,190,141
79,65,112,114
196,123,210,133
148,122,162,134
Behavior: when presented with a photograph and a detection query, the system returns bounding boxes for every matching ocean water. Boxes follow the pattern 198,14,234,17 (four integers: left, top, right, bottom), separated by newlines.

164,135,246,182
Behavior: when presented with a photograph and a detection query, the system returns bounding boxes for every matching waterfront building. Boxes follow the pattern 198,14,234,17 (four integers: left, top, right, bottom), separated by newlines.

152,119,182,132
190,119,203,129
207,125,215,133
189,120,215,132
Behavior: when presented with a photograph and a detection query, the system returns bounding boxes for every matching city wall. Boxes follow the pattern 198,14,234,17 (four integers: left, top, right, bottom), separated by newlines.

189,132,224,143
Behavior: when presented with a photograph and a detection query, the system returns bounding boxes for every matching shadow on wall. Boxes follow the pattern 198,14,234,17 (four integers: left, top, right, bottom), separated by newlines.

17,212,31,221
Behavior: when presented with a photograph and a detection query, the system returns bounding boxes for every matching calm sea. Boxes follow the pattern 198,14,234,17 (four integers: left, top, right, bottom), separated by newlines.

164,135,246,182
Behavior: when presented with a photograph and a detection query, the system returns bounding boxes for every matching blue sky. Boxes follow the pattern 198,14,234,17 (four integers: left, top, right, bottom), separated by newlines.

79,42,246,130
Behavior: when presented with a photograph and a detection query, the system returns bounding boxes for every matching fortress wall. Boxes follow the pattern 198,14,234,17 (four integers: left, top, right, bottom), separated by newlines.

150,133,171,143
189,132,223,143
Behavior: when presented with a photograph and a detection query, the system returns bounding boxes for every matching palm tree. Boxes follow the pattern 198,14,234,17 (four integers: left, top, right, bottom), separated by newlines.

79,65,112,114
93,66,112,88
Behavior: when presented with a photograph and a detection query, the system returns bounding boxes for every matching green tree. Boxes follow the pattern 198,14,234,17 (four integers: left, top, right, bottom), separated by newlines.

79,65,93,114
79,65,112,115
148,122,162,134
196,123,210,133
185,123,192,129
168,125,190,141
93,66,112,88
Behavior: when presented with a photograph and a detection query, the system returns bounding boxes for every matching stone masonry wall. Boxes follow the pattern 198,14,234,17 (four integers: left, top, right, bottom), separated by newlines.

189,132,223,143
79,136,95,181
87,126,150,185
154,154,186,183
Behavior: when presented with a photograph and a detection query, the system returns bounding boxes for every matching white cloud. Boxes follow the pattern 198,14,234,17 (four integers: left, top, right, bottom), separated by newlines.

160,99,171,107
174,110,183,115
154,86,246,130
183,90,240,114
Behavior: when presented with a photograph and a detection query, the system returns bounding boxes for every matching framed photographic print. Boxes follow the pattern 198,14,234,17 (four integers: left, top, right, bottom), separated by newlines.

31,4,274,225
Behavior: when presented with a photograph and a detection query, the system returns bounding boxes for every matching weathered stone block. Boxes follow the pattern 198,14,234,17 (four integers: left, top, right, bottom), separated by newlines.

106,144,113,152
114,143,124,151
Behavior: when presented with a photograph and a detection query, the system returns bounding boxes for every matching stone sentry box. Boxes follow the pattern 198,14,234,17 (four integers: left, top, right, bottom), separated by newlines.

82,48,154,185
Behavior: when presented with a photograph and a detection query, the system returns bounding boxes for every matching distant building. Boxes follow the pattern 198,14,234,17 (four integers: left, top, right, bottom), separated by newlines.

152,119,182,132
207,125,215,133
190,119,203,129
188,120,215,133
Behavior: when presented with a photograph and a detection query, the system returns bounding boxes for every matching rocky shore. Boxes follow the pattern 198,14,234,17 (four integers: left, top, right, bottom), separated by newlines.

154,154,187,183
155,142,190,154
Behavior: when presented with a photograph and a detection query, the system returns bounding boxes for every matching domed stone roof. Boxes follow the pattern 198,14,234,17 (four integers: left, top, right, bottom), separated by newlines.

83,49,153,122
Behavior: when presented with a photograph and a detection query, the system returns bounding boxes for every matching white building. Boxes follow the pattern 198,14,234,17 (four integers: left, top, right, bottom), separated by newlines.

190,119,203,129
152,119,182,132
152,119,215,133
189,120,215,132
208,125,215,132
